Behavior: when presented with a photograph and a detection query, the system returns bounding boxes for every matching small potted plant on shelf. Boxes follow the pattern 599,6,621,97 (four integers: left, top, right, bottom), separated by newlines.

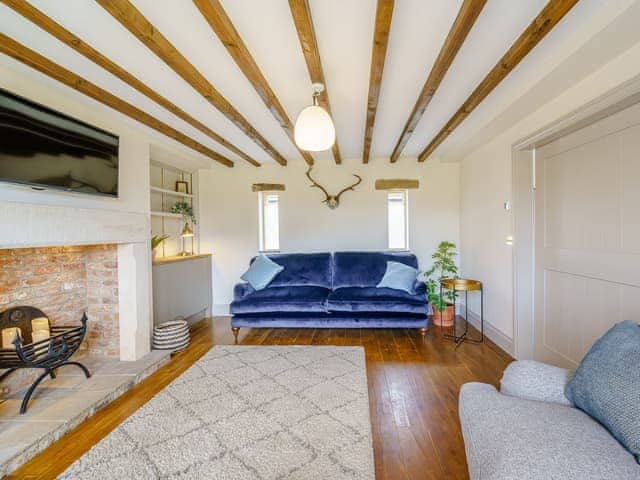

424,241,458,327
170,201,196,225
151,234,169,259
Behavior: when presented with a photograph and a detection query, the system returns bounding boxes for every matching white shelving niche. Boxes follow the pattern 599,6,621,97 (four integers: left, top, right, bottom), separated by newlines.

150,160,198,259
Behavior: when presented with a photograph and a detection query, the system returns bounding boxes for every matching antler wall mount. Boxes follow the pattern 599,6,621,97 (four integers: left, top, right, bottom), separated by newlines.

305,166,362,209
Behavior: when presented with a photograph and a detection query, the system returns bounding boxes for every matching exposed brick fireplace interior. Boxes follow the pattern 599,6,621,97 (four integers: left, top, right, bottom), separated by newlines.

0,244,119,357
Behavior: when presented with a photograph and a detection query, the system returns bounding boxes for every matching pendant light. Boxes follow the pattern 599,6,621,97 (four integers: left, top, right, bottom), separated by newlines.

294,83,336,151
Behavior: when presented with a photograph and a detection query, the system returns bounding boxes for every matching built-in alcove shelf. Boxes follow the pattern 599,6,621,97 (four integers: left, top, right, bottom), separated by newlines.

150,211,184,219
149,159,198,258
152,253,211,266
150,186,194,199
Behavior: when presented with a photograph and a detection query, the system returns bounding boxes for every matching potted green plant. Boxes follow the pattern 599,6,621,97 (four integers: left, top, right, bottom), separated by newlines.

424,241,458,327
170,201,196,225
151,234,169,259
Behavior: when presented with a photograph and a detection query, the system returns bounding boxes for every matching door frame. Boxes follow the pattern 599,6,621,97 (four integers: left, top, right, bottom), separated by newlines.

511,76,640,359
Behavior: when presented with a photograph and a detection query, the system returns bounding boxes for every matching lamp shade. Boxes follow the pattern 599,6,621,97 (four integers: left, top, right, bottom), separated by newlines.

180,223,194,238
294,105,335,151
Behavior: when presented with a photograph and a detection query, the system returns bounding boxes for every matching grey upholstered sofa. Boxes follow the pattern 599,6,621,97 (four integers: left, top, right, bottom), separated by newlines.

459,360,640,480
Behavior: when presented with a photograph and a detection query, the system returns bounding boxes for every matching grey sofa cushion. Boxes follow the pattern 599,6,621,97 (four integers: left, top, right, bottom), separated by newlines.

565,320,640,463
500,360,573,407
459,382,640,480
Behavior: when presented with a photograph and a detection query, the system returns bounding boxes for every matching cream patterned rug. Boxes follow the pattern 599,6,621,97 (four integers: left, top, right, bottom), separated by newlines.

59,345,375,479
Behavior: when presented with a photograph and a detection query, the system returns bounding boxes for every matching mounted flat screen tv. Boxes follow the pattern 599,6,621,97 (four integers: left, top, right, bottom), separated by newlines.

0,88,119,197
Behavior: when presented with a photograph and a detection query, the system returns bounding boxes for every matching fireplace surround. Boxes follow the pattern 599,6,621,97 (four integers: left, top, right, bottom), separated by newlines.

0,241,152,396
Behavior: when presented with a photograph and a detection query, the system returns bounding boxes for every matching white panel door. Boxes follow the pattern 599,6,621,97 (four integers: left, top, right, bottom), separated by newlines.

534,102,640,368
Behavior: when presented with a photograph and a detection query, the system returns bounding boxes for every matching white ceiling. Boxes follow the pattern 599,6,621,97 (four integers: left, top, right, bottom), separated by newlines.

0,0,633,166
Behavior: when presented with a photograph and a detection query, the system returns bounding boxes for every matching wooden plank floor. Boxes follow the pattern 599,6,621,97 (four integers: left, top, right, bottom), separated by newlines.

8,317,512,479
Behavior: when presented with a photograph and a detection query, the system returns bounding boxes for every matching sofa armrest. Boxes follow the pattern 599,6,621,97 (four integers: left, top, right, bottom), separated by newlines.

500,360,573,407
413,280,426,297
459,382,499,480
233,282,254,301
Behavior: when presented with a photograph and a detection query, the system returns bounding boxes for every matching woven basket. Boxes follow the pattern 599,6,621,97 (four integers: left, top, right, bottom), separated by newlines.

153,319,190,352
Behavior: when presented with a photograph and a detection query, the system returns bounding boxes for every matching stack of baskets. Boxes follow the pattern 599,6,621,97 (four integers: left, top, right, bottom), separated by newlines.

152,318,190,353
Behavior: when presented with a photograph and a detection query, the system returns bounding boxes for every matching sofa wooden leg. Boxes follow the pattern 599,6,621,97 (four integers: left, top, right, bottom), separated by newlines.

420,327,428,337
232,327,240,344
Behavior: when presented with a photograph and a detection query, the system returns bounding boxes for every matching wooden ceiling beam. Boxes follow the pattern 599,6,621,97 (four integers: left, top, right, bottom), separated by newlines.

96,0,287,166
289,0,342,165
390,0,486,163
193,0,313,166
363,0,394,164
418,0,579,162
0,34,234,167
2,0,257,167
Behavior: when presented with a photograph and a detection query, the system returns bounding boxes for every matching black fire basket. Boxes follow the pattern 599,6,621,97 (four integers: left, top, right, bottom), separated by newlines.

0,306,91,414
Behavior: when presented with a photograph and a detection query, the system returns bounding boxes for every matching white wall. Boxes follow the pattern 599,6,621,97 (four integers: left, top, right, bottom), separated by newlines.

199,159,460,312
458,31,640,356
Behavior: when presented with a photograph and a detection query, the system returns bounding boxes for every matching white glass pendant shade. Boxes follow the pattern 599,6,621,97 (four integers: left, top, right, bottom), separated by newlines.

294,105,335,151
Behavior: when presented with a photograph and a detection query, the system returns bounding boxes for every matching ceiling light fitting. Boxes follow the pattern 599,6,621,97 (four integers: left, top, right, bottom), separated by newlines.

294,83,336,152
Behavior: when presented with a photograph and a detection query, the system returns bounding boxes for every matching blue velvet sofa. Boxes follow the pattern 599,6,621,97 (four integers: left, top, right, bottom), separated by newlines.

230,251,428,337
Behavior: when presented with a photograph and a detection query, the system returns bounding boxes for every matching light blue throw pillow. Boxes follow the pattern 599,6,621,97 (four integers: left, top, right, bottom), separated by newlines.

565,320,640,463
376,261,418,294
241,255,284,291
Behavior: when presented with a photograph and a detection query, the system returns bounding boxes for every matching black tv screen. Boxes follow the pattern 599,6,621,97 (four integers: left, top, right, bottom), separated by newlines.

0,88,119,197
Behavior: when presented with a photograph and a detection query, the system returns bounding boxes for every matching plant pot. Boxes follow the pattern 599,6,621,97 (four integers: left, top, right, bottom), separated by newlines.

432,304,454,327
152,249,157,260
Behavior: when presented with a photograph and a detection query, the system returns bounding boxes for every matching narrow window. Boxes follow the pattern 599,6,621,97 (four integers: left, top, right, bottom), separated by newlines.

259,192,280,251
387,190,408,250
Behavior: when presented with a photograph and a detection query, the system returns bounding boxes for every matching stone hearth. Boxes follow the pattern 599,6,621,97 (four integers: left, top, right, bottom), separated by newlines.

0,350,170,477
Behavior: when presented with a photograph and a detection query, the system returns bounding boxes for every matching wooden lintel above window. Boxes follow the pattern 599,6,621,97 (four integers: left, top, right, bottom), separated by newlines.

375,179,419,190
252,183,286,192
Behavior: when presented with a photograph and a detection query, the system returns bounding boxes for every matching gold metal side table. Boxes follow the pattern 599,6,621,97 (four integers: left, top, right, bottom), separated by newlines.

440,278,483,347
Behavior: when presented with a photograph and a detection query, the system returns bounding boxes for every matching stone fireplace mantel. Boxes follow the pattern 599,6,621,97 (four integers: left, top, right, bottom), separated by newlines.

1,200,153,362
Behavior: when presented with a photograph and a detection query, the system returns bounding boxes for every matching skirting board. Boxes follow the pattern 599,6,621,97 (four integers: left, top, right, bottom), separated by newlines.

458,306,515,357
213,304,231,316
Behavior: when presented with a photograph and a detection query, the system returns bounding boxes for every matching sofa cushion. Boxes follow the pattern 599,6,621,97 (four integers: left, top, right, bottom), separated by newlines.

459,382,640,480
241,254,284,290
565,320,640,462
333,251,419,289
501,360,574,407
377,261,419,294
250,253,332,288
230,286,330,315
327,286,427,315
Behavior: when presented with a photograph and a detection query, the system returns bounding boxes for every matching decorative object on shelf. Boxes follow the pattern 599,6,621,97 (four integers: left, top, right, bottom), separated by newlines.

0,306,91,414
152,318,190,353
294,83,335,151
440,278,483,347
151,234,170,259
375,178,420,190
251,183,286,192
305,165,362,209
425,241,458,327
175,180,189,194
170,200,196,224
179,223,194,257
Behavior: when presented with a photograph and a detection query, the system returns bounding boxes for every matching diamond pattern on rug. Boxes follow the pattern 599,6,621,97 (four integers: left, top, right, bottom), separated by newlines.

59,345,375,479
235,431,314,479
